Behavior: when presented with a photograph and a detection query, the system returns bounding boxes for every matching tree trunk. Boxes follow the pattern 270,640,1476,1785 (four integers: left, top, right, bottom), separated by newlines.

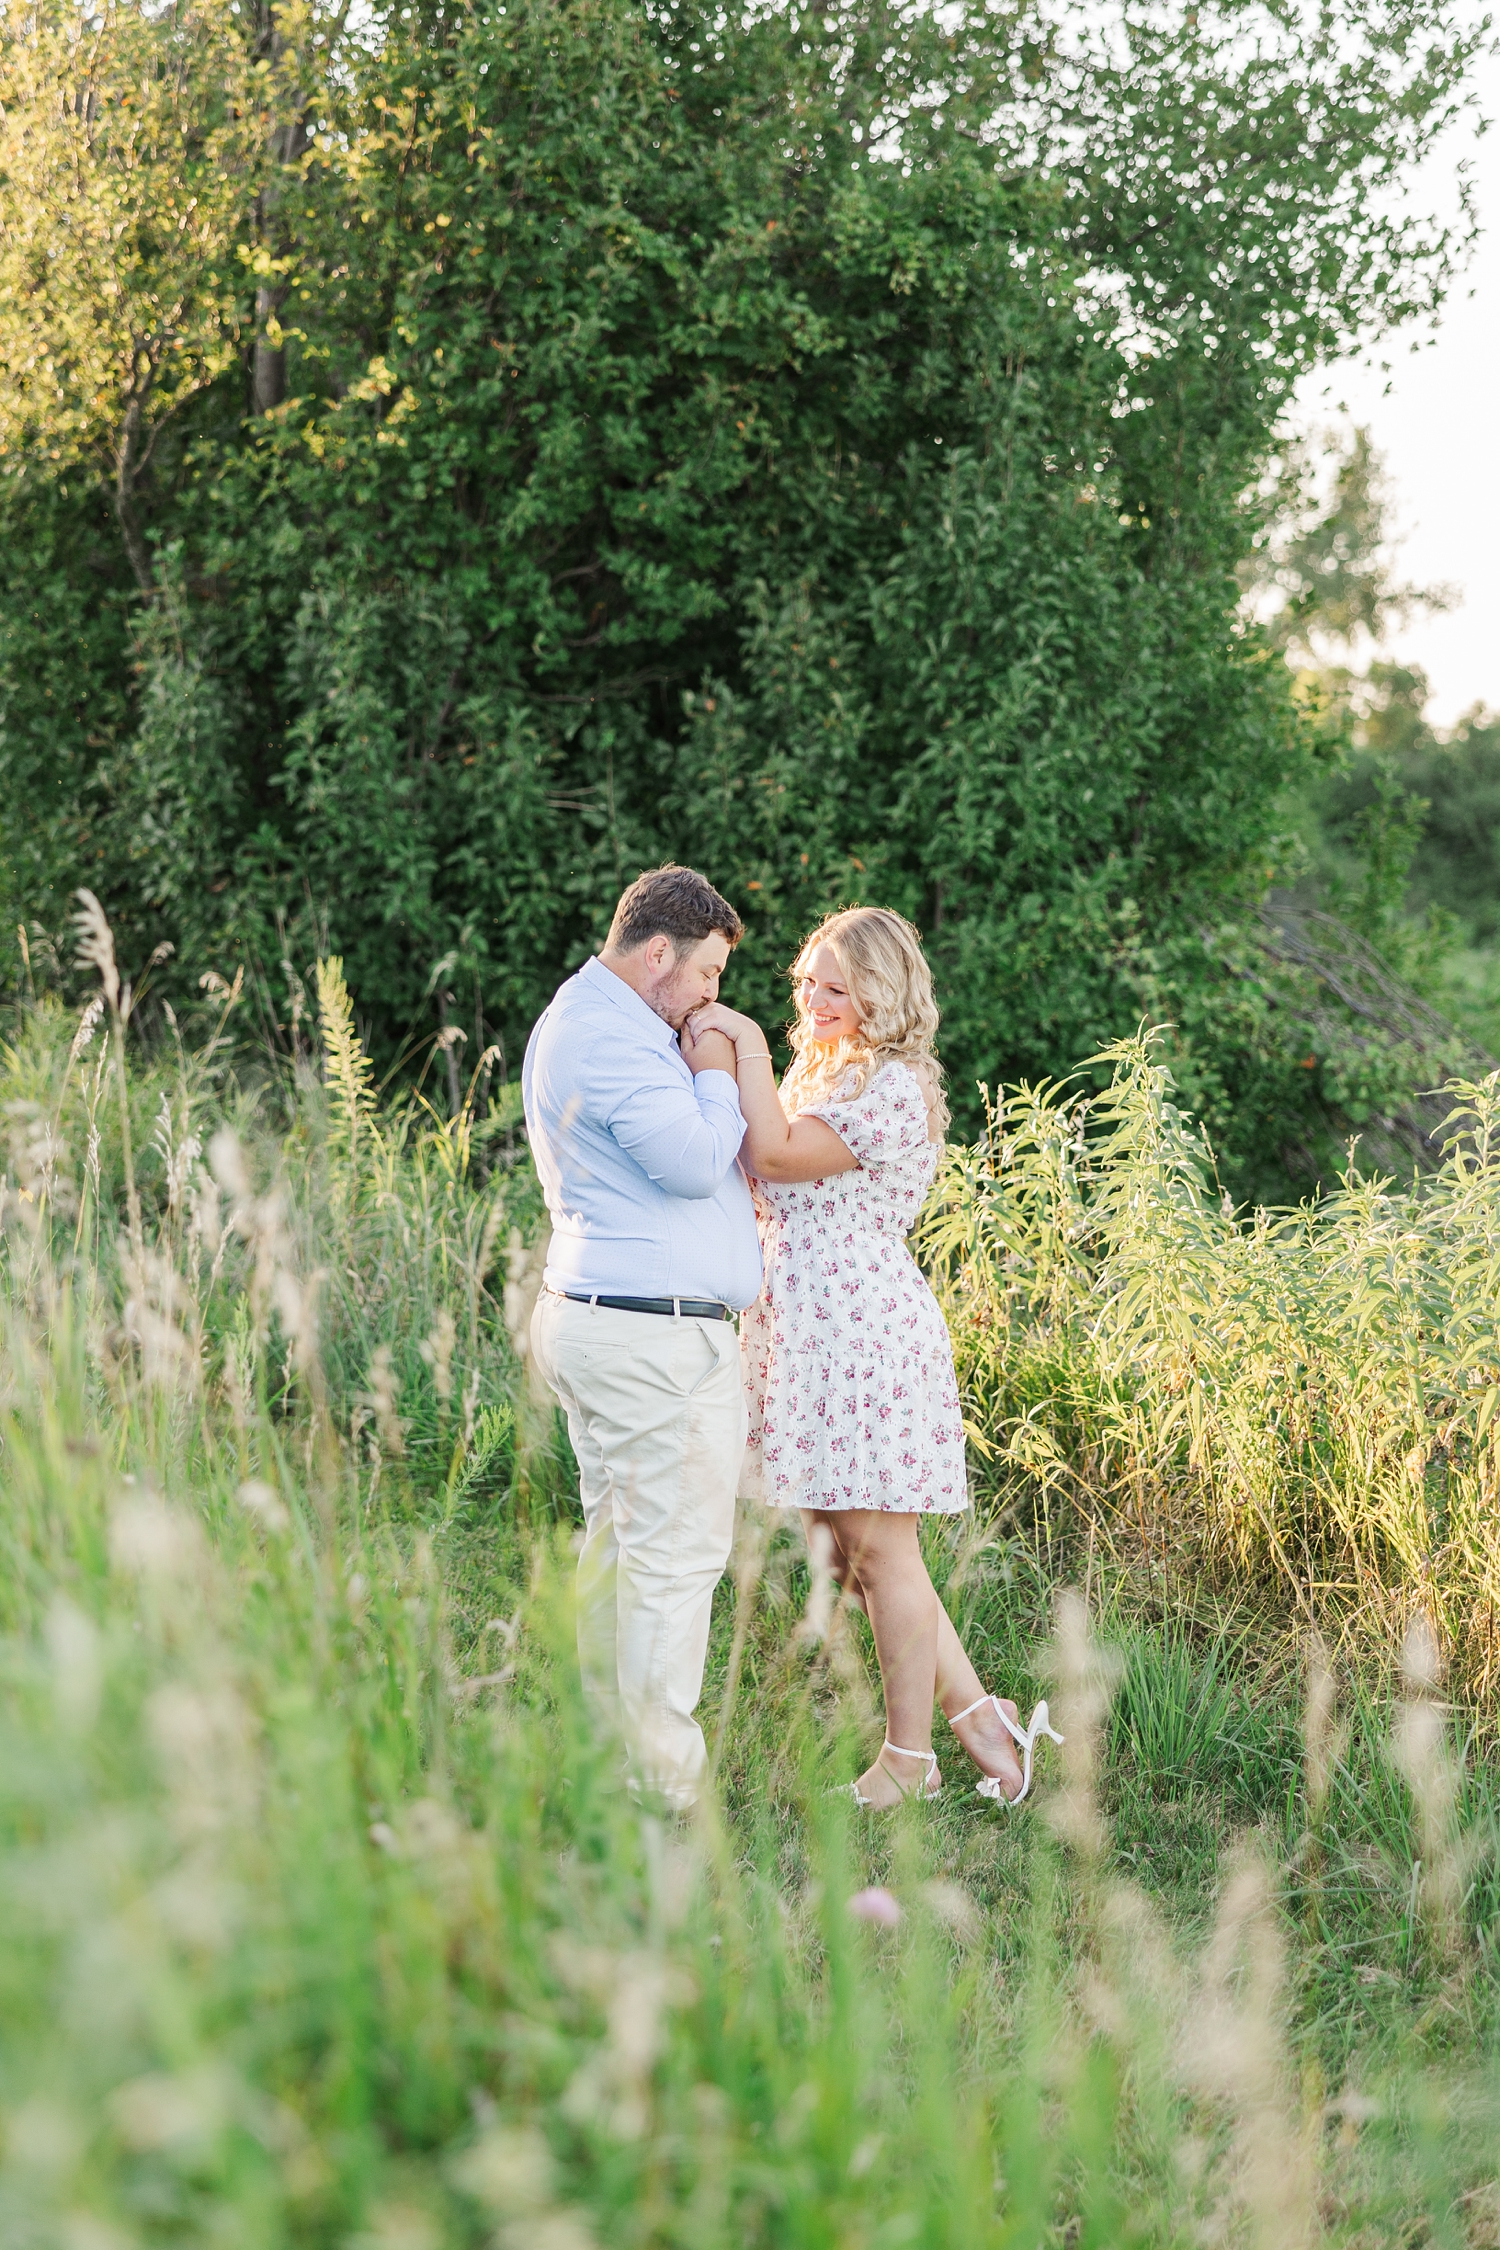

251,11,310,417
114,391,155,597
252,283,288,415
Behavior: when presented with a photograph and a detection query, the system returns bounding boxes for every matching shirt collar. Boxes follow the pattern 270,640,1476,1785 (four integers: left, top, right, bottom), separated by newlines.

579,954,676,1048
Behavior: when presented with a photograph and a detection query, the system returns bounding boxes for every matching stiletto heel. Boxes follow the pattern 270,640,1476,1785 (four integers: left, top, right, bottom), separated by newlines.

848,1739,942,1807
947,1694,1064,1808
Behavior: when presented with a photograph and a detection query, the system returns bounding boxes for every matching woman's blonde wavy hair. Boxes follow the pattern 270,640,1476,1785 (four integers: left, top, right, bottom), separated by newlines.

780,906,949,1133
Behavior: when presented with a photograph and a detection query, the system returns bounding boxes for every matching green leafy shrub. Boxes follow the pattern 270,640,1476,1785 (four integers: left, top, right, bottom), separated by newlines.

0,0,1483,1196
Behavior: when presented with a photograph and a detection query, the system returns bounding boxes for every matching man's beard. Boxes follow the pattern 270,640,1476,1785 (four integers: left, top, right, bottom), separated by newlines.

643,971,691,1029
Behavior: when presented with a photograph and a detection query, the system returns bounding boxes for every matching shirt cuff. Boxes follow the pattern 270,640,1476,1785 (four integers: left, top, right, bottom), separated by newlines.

692,1067,742,1104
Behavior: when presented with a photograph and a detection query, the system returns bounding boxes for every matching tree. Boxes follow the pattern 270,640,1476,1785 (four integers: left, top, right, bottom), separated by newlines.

0,0,1485,1194
0,0,261,589
1254,425,1498,958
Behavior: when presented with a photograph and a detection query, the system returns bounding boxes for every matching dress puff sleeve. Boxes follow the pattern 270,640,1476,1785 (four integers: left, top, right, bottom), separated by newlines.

802,1061,933,1167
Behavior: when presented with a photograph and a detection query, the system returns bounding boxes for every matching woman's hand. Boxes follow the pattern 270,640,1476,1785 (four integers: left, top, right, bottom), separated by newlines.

684,1001,767,1055
682,1002,768,1078
685,1002,856,1183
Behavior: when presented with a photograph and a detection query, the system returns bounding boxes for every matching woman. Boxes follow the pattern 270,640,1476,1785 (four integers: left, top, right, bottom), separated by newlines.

683,907,1059,1808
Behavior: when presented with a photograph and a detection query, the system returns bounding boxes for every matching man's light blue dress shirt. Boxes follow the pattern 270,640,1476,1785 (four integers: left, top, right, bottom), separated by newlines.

522,956,763,1310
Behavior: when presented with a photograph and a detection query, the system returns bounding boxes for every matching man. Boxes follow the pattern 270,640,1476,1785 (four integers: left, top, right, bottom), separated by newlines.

523,864,760,1808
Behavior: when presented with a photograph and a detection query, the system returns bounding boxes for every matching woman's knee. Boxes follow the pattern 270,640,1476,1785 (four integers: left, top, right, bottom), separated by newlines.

843,1513,922,1581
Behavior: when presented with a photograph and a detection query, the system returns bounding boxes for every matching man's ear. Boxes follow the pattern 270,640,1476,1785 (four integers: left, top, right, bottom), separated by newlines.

642,934,674,976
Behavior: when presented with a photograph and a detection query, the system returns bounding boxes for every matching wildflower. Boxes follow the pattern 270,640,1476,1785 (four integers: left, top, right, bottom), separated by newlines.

106,2065,234,2154
449,2121,597,2248
847,1886,901,1928
557,1945,693,2141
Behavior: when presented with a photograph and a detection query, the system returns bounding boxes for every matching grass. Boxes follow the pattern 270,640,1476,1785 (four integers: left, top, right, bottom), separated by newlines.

921,1032,1500,1706
2,944,1500,2245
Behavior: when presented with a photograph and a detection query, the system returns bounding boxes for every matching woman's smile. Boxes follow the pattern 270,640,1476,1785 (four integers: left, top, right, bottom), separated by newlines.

798,941,860,1043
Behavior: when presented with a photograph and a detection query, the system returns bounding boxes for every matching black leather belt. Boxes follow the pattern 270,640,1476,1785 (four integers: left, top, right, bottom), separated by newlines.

557,1291,734,1321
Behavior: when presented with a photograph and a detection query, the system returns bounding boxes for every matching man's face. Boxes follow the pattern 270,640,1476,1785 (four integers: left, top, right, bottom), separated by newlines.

640,932,731,1028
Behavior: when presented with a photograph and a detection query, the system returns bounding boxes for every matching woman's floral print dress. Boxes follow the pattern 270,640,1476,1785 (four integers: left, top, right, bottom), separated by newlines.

738,1060,969,1514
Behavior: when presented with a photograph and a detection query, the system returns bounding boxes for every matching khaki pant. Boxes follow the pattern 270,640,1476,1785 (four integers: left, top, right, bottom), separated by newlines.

530,1292,746,1807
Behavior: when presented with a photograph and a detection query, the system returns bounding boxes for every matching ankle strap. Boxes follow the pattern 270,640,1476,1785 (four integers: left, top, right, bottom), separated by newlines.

947,1694,994,1727
882,1739,937,1768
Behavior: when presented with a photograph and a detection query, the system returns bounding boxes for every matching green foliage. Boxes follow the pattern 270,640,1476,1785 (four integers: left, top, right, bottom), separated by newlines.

1402,709,1500,946
1313,673,1500,957
1307,672,1500,1059
0,0,1484,1188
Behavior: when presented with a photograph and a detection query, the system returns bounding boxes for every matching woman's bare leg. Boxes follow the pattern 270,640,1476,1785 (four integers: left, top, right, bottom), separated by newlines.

809,1508,938,1808
811,1513,1025,1801
929,1607,1027,1798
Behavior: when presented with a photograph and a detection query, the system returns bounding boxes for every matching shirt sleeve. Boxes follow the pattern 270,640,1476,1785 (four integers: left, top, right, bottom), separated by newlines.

803,1063,932,1167
603,1054,748,1200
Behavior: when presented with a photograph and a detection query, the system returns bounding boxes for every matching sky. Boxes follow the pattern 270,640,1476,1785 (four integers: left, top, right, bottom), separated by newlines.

1293,49,1499,729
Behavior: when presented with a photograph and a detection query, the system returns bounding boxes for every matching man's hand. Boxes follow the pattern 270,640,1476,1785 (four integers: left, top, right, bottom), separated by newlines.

681,1019,738,1076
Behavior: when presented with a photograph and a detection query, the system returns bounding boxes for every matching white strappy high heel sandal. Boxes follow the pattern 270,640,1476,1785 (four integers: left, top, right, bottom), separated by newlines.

947,1694,1064,1807
848,1739,942,1807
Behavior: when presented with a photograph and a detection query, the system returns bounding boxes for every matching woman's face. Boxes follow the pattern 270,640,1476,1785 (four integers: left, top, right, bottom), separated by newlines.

798,942,861,1045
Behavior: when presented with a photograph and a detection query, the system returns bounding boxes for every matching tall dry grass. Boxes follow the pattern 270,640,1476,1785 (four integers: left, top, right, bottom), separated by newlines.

923,1031,1500,1704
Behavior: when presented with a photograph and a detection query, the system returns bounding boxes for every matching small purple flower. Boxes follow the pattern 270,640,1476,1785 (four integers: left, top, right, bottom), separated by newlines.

847,1887,902,1928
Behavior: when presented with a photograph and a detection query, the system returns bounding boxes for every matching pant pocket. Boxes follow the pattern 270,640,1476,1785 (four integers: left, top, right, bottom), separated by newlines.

682,1319,736,1399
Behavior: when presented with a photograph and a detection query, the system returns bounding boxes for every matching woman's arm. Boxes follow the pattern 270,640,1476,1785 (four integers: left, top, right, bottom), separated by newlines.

682,1005,857,1183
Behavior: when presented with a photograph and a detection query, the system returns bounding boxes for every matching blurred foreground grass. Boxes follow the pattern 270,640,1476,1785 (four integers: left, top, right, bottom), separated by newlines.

3,931,1500,2246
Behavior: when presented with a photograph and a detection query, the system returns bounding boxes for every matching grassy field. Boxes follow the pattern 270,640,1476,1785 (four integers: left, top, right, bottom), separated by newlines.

2,934,1499,2248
